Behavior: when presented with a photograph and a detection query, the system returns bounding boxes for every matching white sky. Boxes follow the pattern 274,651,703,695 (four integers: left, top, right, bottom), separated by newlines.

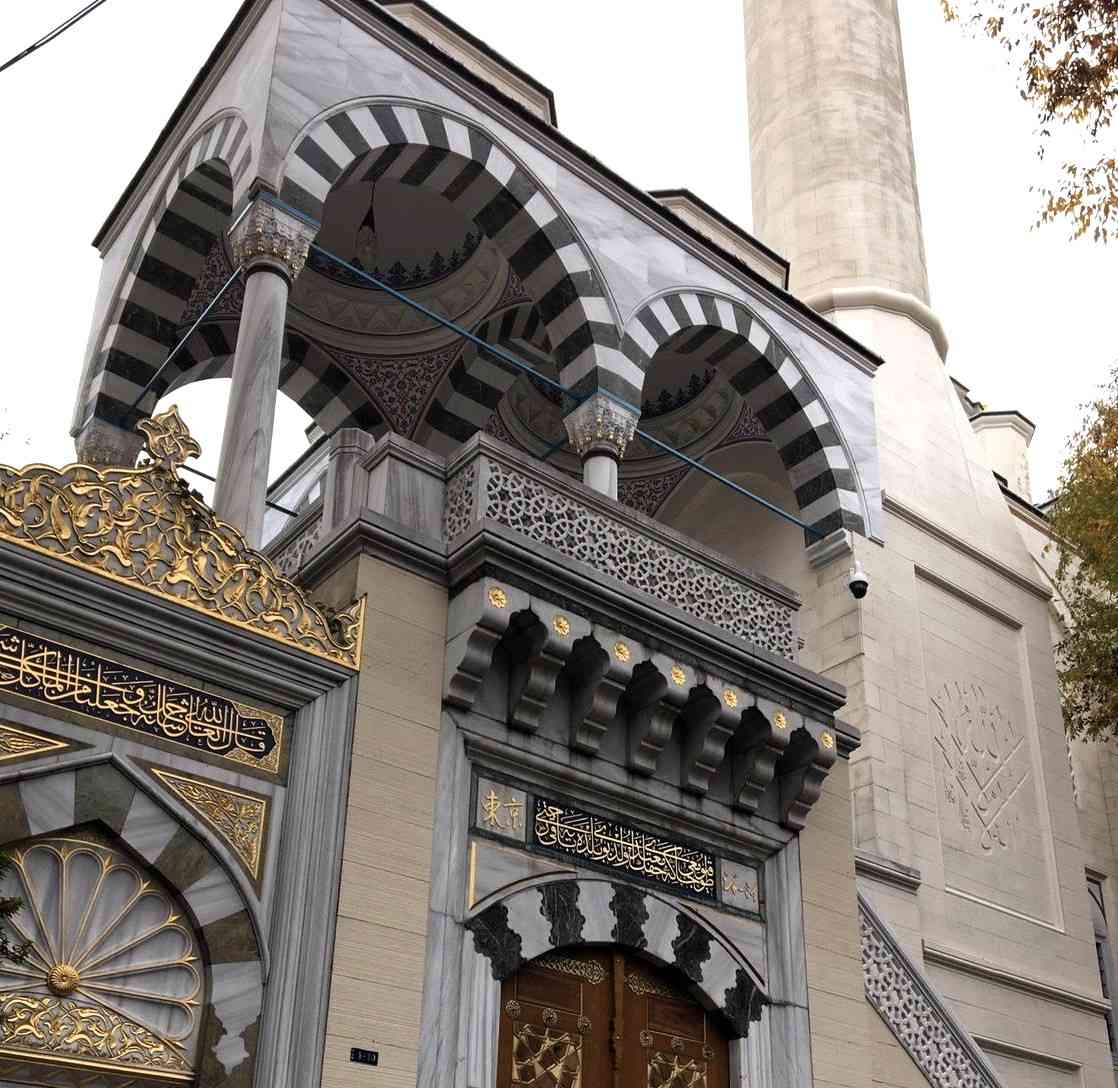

0,0,1113,503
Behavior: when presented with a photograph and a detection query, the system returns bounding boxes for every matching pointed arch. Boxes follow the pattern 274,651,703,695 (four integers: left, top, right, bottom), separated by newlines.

465,876,766,1038
76,112,253,447
417,301,552,455
0,760,264,1085
278,101,636,405
156,321,389,438
621,290,868,537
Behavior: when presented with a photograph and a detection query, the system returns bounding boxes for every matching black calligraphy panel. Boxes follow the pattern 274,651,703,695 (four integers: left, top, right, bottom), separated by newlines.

0,626,282,773
533,799,715,899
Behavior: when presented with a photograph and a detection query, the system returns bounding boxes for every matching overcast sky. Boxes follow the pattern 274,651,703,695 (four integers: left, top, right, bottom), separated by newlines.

0,0,1113,503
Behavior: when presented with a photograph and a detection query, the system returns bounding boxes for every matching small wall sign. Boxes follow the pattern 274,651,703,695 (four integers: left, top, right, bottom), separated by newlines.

350,1048,379,1066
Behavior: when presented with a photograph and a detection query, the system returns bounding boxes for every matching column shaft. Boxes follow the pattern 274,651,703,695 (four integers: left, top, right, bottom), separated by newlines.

212,268,288,545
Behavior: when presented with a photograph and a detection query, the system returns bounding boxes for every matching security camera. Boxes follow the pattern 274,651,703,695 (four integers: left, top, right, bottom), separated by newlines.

848,559,869,600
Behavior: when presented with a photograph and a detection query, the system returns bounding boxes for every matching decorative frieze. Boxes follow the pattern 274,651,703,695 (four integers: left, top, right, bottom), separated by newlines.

534,799,716,899
0,626,283,775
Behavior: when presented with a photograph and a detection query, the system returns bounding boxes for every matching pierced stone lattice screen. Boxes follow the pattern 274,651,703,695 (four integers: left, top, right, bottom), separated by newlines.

271,508,323,577
859,894,1001,1088
447,460,796,657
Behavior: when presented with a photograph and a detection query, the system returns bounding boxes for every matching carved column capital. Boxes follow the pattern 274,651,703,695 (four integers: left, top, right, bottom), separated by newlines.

230,197,318,282
563,393,639,461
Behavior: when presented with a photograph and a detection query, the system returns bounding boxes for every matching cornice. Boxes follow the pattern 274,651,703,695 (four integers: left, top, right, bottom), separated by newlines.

923,942,1111,1017
805,285,950,362
969,1035,1081,1074
93,0,270,252
855,851,922,893
883,492,1051,601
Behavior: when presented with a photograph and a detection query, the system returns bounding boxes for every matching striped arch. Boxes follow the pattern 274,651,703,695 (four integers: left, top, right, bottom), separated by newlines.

0,760,264,1083
621,291,867,537
77,112,253,441
418,302,552,455
278,102,634,402
155,322,388,438
465,876,766,1037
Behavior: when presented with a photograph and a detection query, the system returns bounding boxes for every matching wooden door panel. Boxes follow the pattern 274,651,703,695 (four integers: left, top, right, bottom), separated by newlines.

496,949,729,1088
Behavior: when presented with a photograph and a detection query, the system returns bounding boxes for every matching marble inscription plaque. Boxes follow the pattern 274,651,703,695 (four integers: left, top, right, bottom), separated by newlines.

0,626,282,773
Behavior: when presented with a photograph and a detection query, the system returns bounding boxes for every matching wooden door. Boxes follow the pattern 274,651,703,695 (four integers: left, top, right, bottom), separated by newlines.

497,949,729,1088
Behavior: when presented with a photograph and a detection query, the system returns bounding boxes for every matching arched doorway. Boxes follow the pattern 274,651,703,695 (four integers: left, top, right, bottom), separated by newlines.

498,949,730,1087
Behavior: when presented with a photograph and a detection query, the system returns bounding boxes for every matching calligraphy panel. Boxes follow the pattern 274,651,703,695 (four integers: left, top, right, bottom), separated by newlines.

0,626,282,775
917,577,1055,925
533,799,715,899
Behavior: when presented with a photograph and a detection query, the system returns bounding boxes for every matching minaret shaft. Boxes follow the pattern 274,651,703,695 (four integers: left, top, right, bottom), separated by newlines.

744,0,930,306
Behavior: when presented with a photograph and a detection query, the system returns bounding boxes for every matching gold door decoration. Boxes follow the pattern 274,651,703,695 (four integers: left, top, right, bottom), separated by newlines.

648,1051,708,1088
150,767,268,881
0,407,364,670
511,1025,582,1087
0,837,202,1081
0,626,283,775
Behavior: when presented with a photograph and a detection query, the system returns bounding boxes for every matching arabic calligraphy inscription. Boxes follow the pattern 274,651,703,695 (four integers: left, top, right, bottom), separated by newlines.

0,627,282,774
533,799,715,898
931,681,1028,854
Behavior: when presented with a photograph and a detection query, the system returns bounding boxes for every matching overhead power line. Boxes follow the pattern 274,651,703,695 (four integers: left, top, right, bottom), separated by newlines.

0,0,109,77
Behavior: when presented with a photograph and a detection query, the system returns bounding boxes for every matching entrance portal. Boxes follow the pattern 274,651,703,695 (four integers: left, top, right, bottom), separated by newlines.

498,949,730,1087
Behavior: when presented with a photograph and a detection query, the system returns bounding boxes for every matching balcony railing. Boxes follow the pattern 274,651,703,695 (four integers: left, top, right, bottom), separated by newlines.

266,431,800,661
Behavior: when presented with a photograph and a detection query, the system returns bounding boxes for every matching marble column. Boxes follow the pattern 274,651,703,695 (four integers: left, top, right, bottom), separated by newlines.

562,392,639,500
213,198,316,546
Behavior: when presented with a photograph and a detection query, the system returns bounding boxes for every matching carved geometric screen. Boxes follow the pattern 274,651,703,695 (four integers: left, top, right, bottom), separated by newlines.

918,576,1056,926
0,836,201,1084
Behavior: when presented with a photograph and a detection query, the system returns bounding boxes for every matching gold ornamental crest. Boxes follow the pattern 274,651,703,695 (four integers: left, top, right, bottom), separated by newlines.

0,408,364,670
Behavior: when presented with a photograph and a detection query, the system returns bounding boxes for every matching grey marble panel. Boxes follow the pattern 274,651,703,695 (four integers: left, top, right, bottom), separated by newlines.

120,790,179,863
19,772,75,835
471,837,573,909
183,865,243,927
210,960,264,1075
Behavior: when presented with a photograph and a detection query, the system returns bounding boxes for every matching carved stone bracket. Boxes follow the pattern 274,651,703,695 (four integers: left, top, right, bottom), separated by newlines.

679,679,741,796
731,700,794,813
445,578,525,709
777,719,838,831
505,601,589,733
564,628,630,754
444,579,844,829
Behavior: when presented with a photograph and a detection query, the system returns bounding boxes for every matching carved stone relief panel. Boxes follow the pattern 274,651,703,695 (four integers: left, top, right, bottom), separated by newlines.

917,576,1056,925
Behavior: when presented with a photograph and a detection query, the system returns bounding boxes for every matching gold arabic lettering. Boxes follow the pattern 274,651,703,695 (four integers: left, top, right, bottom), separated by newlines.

534,801,714,896
0,627,281,773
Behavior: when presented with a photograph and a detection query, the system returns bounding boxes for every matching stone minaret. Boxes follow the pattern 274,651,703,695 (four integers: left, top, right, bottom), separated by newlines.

743,0,946,358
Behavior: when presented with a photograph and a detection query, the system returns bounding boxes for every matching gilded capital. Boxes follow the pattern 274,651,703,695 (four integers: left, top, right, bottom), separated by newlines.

563,393,639,461
230,197,318,281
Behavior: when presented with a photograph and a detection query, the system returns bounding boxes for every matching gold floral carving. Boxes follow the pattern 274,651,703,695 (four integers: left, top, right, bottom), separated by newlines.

0,995,192,1077
0,408,364,670
0,838,200,1080
625,971,678,999
537,955,606,986
151,767,268,880
0,723,70,762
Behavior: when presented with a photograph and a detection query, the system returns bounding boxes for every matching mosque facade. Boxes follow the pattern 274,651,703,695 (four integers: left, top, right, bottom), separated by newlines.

0,1,1112,1086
